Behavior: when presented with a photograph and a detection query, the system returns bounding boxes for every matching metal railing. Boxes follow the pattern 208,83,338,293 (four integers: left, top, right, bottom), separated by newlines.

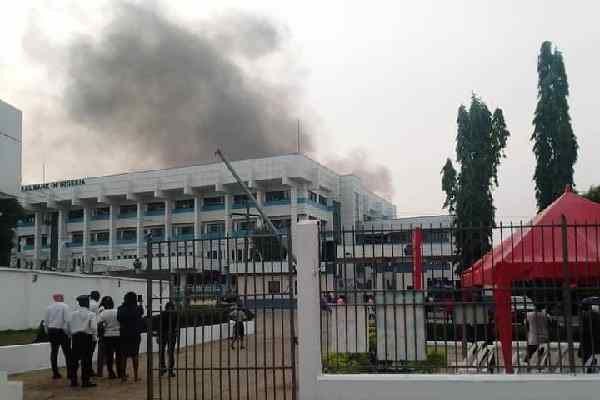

319,223,600,375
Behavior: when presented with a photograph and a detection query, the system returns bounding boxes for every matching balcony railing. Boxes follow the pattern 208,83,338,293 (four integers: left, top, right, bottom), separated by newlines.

232,229,256,238
172,233,195,241
232,201,256,209
117,238,137,244
297,197,307,204
90,240,109,246
65,241,82,248
67,217,84,223
265,199,291,206
17,220,34,227
144,209,165,216
22,244,34,251
202,232,225,240
202,204,225,211
119,212,137,219
92,214,110,220
173,207,194,214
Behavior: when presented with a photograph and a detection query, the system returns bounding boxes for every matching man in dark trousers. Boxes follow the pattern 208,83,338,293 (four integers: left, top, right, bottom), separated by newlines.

155,301,179,377
68,295,97,388
44,293,71,379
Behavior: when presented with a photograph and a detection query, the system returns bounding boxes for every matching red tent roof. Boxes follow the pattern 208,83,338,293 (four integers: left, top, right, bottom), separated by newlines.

462,188,600,287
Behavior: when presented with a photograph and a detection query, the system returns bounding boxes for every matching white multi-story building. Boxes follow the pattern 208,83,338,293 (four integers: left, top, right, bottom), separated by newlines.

0,99,22,199
13,153,395,270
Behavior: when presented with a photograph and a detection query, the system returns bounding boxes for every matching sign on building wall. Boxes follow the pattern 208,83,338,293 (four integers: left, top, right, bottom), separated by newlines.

21,179,86,192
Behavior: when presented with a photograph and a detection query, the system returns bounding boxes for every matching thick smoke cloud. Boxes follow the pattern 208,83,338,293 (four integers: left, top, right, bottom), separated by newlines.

327,149,395,199
49,2,309,166
24,1,394,198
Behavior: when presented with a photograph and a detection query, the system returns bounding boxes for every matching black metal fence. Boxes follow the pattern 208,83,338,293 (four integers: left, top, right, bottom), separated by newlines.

319,223,600,374
145,232,296,400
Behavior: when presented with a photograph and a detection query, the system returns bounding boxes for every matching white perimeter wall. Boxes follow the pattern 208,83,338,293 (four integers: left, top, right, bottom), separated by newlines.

0,267,168,330
0,321,255,374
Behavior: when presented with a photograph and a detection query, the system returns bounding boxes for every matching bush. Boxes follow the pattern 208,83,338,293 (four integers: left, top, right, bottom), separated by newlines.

323,352,372,373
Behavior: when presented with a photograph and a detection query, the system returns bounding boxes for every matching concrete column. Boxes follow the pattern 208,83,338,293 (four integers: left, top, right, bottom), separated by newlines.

224,194,232,237
33,211,42,269
290,186,298,232
295,220,321,400
164,199,172,240
194,196,203,256
108,203,116,259
255,190,264,228
136,201,143,257
57,209,65,270
82,207,89,264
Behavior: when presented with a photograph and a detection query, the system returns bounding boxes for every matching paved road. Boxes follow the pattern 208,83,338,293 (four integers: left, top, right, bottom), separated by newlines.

12,310,296,400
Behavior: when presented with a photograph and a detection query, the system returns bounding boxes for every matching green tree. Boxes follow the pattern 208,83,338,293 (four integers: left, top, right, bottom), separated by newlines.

532,41,578,211
0,197,25,266
583,185,600,204
441,95,510,273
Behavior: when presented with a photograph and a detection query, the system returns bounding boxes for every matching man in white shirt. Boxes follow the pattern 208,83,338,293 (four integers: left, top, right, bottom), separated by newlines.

88,290,100,376
44,293,71,379
67,295,98,388
524,303,550,364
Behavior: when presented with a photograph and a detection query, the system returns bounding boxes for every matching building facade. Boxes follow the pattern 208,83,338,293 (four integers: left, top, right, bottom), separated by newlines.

0,99,22,198
13,154,396,270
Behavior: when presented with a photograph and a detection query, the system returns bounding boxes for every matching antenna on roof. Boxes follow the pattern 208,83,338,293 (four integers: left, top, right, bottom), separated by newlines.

297,119,301,153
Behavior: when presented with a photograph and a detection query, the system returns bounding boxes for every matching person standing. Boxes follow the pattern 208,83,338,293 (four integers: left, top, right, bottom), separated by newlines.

98,296,121,379
67,295,97,388
88,290,101,377
118,292,144,382
44,293,71,379
524,303,550,364
229,302,248,350
133,257,142,274
156,301,178,377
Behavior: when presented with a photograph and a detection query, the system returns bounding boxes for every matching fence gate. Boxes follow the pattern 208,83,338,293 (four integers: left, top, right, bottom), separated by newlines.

145,232,297,400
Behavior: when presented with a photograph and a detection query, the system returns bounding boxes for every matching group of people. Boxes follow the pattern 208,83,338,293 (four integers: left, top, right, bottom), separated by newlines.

44,290,145,388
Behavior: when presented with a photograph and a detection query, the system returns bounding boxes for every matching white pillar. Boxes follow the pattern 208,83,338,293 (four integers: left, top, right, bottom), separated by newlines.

33,211,42,269
136,201,143,258
82,207,89,264
57,209,65,270
108,203,116,259
224,194,232,236
295,220,321,400
194,196,203,256
164,199,172,240
291,186,298,232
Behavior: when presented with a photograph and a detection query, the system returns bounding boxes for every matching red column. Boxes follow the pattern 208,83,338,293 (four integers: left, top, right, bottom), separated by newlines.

412,227,423,290
494,282,513,373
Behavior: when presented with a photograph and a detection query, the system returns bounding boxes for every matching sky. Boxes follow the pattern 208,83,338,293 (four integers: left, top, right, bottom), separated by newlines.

1,0,599,223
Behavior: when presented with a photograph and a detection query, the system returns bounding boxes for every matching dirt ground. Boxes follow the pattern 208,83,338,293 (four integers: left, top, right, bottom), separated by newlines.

11,311,296,400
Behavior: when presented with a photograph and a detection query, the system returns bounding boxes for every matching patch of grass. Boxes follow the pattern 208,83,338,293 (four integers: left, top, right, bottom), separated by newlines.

0,329,38,347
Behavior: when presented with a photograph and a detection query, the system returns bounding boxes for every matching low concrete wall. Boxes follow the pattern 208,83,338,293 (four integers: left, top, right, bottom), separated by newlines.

0,371,22,400
1,321,255,374
0,267,168,330
316,374,600,400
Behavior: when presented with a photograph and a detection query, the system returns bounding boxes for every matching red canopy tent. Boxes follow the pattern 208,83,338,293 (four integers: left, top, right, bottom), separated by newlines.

461,187,600,373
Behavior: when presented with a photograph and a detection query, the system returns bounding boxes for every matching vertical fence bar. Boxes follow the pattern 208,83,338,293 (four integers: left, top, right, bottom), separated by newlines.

146,241,154,400
561,215,575,373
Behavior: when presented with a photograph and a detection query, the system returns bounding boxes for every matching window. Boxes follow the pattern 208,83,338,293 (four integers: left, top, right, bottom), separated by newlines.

319,195,328,206
173,225,194,237
145,226,164,239
120,204,137,214
204,196,224,206
268,280,281,294
41,236,48,247
91,231,109,242
265,191,289,202
206,222,225,233
69,209,84,219
424,230,450,243
175,199,194,210
94,207,110,217
309,191,318,202
117,229,137,241
233,194,254,205
146,202,165,212
72,231,84,243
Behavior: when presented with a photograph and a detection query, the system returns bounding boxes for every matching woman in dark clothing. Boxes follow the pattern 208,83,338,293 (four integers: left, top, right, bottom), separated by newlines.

117,291,144,382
